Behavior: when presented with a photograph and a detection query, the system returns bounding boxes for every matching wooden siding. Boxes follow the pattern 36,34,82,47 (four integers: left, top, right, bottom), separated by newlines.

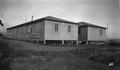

88,26,106,41
29,20,44,40
7,20,45,41
78,26,88,41
44,20,78,40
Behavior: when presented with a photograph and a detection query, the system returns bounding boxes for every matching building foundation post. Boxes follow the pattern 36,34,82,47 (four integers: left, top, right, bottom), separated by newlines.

44,40,46,44
36,40,39,43
90,41,91,45
62,40,64,45
76,40,78,45
86,41,88,45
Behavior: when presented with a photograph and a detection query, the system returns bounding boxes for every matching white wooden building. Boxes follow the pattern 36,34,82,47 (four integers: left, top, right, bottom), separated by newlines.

7,16,78,45
78,22,107,44
7,16,107,45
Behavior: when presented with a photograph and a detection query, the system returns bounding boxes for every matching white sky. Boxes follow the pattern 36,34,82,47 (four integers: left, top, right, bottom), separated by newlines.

0,0,120,39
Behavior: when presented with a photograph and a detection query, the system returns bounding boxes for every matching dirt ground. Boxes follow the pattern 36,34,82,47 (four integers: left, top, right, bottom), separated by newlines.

1,39,120,70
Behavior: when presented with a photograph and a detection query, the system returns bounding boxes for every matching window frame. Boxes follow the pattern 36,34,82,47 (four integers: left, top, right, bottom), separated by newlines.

68,25,71,32
100,29,102,35
28,25,32,33
54,23,58,32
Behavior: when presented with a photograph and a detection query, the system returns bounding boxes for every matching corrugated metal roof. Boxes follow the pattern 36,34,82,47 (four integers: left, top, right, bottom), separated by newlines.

78,22,107,29
7,16,78,30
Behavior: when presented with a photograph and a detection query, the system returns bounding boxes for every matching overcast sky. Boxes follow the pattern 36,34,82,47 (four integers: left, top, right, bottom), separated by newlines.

0,0,120,39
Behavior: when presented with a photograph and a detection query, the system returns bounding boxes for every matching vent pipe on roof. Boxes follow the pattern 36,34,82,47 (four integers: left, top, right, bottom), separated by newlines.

31,16,33,21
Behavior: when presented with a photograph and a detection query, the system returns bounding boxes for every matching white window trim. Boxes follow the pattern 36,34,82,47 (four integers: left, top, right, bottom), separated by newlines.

28,25,31,33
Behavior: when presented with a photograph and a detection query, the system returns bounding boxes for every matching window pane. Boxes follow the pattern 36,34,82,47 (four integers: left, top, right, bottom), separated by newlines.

55,23,58,32
68,25,71,32
28,25,32,33
100,30,102,35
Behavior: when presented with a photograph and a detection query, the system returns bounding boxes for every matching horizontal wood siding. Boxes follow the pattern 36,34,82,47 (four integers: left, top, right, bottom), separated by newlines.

45,20,78,40
7,20,45,41
29,20,44,40
88,26,106,41
17,26,29,39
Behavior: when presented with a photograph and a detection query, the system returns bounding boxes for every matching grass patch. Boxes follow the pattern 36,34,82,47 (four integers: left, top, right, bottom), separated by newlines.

1,39,120,70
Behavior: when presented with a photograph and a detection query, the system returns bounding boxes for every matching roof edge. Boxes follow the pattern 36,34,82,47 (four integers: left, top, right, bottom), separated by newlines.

7,16,78,30
78,22,107,29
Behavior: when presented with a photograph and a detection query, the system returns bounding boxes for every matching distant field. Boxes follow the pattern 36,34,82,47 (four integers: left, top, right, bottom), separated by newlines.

1,39,120,70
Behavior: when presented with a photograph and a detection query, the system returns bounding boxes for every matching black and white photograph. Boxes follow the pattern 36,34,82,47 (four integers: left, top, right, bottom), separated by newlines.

0,0,120,70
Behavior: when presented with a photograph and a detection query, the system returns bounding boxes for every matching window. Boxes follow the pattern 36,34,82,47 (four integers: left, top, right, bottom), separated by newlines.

28,25,32,33
68,25,71,32
55,23,58,32
100,30,102,35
